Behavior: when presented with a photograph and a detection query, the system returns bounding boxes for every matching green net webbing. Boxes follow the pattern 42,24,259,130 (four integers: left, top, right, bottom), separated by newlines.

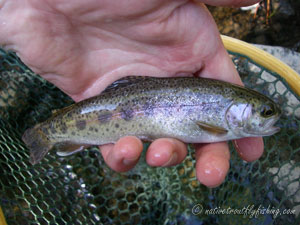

0,47,299,225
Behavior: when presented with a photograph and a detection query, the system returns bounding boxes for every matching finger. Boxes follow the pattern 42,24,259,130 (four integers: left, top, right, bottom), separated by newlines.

146,138,187,167
233,137,264,162
99,136,143,172
0,0,15,48
194,142,230,188
193,0,261,7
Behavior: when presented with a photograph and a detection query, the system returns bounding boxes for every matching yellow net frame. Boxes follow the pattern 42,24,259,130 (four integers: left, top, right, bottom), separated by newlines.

221,35,300,96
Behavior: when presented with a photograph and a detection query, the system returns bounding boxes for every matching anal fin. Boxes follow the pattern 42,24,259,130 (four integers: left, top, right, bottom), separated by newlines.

56,143,89,156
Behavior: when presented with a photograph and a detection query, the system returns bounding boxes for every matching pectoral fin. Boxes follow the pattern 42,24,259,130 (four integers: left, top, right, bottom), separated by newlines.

56,143,89,156
196,121,228,134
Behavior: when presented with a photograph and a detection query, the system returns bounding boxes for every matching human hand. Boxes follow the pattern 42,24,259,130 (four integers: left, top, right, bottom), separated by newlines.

0,0,262,187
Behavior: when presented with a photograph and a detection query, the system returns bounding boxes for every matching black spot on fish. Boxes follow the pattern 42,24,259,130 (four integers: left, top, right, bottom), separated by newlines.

95,128,98,132
89,127,94,131
41,127,49,135
76,120,86,130
98,111,112,123
71,131,75,135
31,140,38,149
115,124,119,128
50,123,56,134
121,108,134,121
143,101,154,116
61,122,68,134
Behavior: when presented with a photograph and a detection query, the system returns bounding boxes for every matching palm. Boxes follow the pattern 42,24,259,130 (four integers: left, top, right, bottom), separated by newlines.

1,0,239,100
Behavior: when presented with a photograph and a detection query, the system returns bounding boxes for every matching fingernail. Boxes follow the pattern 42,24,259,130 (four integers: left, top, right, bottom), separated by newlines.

162,152,178,167
123,157,139,166
233,140,242,155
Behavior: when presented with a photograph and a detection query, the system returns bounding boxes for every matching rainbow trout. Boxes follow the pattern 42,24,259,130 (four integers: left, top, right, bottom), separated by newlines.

22,76,281,164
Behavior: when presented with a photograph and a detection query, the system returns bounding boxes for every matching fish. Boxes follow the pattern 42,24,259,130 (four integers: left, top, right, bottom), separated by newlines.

22,76,281,165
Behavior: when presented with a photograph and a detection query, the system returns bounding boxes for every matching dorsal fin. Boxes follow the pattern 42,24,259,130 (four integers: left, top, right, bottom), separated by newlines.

102,76,153,93
49,104,76,118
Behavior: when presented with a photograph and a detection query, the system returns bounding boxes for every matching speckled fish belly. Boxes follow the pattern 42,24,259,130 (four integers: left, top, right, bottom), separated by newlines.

22,76,281,165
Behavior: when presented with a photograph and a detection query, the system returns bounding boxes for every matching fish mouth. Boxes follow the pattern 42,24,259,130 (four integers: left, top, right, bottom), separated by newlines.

247,125,280,136
246,116,281,136
247,115,280,136
258,126,281,136
261,116,281,135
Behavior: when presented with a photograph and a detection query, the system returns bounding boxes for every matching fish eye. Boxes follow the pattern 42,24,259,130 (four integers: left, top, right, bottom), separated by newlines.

260,105,274,117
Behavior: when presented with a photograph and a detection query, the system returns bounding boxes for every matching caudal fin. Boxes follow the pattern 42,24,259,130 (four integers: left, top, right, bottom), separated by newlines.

22,127,53,165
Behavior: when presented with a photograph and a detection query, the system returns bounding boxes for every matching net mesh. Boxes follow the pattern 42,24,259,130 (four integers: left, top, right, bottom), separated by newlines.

0,47,299,225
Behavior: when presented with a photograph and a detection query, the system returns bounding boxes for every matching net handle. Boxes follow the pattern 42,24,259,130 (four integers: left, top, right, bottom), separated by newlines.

221,35,300,96
0,207,8,225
